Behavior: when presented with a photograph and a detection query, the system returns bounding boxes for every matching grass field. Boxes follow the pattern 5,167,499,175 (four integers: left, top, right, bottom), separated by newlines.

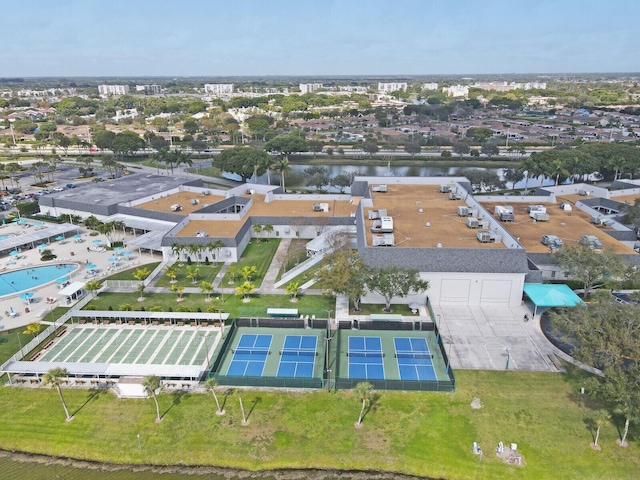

220,239,280,288
154,262,223,288
102,262,162,281
0,368,637,479
84,292,335,319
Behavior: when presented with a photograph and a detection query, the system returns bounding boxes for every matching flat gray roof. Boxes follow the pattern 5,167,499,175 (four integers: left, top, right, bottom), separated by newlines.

39,174,196,209
0,223,78,253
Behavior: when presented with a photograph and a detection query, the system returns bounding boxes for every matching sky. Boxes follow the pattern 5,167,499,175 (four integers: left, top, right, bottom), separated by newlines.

2,0,639,77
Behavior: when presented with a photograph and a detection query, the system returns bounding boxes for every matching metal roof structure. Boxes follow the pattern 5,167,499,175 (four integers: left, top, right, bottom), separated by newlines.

104,214,176,233
67,310,228,320
0,223,78,253
2,360,203,379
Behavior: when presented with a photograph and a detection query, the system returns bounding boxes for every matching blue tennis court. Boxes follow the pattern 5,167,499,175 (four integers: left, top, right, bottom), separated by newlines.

226,334,273,377
277,335,317,378
348,336,385,380
394,337,437,381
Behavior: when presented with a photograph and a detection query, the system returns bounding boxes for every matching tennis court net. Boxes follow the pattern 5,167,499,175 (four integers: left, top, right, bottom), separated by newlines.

232,348,271,356
395,352,433,359
347,351,384,358
279,349,318,356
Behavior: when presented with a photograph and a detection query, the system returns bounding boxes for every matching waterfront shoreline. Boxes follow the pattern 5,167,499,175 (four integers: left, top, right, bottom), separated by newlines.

0,449,436,480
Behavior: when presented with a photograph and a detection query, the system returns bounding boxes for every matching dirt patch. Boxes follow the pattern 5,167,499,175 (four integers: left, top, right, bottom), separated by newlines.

495,446,525,466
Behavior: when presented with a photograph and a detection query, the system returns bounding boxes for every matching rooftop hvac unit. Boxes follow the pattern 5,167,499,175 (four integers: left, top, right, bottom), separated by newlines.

499,212,515,222
578,189,591,196
559,203,572,211
190,199,200,205
313,203,329,212
378,209,388,217
202,190,210,196
457,206,471,217
372,233,395,247
170,204,182,211
590,216,605,226
247,188,256,195
531,212,549,221
527,205,546,214
440,185,451,193
371,184,387,193
477,231,492,243
368,210,380,220
466,217,479,229
494,205,514,215
449,192,462,200
195,231,208,238
579,235,603,250
541,235,563,249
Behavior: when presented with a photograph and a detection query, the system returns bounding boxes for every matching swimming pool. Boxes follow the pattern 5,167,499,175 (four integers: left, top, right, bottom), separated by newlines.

0,264,78,297
0,235,13,241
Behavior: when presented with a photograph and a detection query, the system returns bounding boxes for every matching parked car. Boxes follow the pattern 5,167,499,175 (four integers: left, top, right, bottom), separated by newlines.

66,183,76,189
52,186,65,192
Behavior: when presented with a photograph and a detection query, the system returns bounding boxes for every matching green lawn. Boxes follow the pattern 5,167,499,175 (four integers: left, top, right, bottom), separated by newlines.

154,262,223,288
101,262,162,281
221,239,280,288
0,368,637,479
84,292,334,318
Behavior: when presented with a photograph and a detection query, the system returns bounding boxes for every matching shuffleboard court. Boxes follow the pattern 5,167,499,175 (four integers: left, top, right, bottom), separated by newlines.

35,325,213,369
277,335,317,378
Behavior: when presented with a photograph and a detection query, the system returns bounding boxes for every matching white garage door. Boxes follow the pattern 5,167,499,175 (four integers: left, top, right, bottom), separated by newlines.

480,279,512,304
439,279,470,305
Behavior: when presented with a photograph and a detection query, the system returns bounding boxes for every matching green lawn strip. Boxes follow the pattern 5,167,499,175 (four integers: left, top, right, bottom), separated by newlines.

0,329,29,364
278,259,329,288
154,262,223,288
351,303,409,316
84,292,334,318
0,369,637,478
101,262,162,281
221,239,280,288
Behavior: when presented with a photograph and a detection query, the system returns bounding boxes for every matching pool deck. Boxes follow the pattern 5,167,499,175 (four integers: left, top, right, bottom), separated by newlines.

0,222,159,331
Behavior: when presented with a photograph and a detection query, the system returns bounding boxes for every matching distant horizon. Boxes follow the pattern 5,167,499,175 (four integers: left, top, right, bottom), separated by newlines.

3,0,639,77
2,72,639,81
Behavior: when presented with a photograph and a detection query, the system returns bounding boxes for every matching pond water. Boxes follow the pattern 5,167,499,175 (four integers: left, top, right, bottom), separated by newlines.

0,454,410,480
224,164,560,191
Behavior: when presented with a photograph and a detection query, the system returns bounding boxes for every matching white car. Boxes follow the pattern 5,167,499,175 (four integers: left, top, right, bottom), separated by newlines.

52,187,65,192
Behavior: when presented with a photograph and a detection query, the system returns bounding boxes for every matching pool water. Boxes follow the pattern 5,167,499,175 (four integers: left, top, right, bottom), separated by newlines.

0,235,13,241
0,264,77,296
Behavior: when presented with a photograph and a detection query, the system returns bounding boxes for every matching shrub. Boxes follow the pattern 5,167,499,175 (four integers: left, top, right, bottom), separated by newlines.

108,305,113,311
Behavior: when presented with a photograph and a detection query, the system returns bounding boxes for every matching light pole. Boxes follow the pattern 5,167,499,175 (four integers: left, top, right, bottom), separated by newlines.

505,346,511,370
324,309,334,379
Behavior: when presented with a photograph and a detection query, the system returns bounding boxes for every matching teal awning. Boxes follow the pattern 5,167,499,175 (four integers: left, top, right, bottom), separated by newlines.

523,284,583,308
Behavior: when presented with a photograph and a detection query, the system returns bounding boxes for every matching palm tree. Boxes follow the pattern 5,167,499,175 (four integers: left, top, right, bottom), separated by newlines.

170,242,183,261
235,281,255,301
43,367,73,421
186,266,200,284
226,265,238,284
241,265,258,282
85,280,103,298
354,382,374,427
172,149,193,176
263,155,276,185
263,223,274,239
171,284,185,301
142,375,163,423
548,158,570,186
252,223,263,240
239,395,249,425
593,409,610,449
200,280,213,301
286,281,300,300
274,157,291,190
204,377,225,415
205,239,224,263
165,266,178,283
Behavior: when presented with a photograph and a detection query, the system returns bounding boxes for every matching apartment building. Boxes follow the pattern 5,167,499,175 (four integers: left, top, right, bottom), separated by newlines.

98,85,130,96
